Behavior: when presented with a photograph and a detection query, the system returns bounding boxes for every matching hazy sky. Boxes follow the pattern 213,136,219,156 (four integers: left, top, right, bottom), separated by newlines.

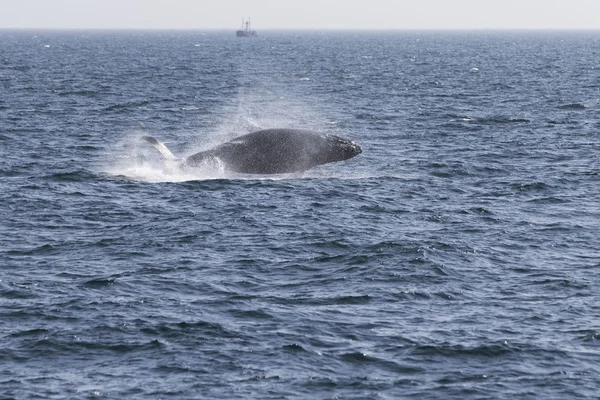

2,0,600,30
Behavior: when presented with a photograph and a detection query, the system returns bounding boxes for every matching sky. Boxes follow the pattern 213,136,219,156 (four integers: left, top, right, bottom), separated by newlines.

1,0,600,30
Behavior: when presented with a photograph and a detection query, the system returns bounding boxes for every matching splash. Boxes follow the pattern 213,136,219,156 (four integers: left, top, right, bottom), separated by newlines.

102,132,228,183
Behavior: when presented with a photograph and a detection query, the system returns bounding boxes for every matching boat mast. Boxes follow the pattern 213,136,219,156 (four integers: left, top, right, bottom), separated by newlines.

236,17,256,37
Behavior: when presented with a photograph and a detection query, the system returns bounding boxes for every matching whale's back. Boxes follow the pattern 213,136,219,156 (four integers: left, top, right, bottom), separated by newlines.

185,129,361,174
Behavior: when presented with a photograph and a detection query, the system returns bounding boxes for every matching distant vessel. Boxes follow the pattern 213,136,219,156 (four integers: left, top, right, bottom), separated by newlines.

236,17,257,37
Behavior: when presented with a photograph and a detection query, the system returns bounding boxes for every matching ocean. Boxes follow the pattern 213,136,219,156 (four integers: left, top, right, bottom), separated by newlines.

1,30,599,399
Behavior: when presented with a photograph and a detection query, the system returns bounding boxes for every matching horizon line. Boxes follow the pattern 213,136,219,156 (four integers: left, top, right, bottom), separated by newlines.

2,27,600,32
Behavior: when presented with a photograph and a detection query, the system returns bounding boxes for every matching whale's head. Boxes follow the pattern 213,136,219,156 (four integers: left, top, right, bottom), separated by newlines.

324,134,362,162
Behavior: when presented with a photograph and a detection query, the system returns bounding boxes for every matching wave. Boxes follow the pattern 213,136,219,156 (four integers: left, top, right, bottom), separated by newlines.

510,181,551,191
40,170,97,182
355,113,397,121
446,114,530,124
558,103,587,110
102,100,152,112
57,90,101,97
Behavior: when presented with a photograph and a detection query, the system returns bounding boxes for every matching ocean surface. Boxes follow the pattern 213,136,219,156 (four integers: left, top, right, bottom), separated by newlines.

1,30,600,399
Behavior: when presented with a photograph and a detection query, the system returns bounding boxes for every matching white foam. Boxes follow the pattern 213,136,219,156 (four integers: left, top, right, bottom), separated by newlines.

102,133,227,183
105,160,193,183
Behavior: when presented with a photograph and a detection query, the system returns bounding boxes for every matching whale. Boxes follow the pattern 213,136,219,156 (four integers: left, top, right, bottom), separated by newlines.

142,128,362,174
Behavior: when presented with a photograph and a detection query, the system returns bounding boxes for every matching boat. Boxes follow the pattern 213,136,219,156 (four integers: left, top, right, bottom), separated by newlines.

236,17,257,37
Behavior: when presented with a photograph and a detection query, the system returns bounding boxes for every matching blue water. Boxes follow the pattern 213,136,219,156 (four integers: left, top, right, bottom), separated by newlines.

1,30,600,399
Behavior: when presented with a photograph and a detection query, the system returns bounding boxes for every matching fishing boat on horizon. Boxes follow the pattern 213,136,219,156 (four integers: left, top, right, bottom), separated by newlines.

236,17,257,37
